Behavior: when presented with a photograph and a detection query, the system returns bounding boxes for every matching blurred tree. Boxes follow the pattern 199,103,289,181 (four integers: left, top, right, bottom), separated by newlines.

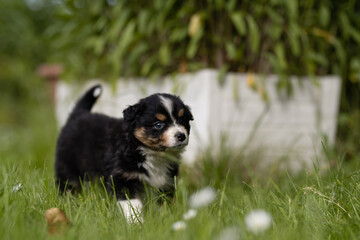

0,0,55,124
46,1,360,85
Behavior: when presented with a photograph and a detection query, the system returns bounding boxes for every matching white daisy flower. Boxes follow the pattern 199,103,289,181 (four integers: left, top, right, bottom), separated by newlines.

172,221,187,231
245,209,272,234
183,209,197,220
188,187,216,209
12,183,22,193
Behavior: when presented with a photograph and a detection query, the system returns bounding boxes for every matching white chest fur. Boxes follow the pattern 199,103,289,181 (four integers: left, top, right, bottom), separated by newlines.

138,147,175,189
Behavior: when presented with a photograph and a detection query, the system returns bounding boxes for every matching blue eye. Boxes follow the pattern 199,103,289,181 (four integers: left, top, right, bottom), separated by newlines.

154,122,165,129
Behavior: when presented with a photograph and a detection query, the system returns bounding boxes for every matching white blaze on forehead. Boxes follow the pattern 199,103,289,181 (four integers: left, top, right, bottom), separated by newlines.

159,95,189,147
159,95,175,121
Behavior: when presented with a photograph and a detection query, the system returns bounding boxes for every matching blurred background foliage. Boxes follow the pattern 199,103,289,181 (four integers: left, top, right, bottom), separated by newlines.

0,0,55,125
0,0,359,157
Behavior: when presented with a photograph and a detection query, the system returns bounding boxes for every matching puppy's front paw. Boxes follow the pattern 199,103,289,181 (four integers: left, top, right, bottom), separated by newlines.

117,199,143,224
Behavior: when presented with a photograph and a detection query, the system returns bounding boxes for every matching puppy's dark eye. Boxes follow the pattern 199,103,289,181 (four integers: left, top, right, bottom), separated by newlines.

154,121,165,130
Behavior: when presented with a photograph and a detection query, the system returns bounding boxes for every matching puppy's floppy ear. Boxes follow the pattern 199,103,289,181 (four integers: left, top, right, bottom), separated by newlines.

185,105,194,121
123,103,142,123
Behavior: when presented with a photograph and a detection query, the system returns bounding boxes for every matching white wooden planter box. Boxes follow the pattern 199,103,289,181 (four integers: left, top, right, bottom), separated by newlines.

55,69,341,170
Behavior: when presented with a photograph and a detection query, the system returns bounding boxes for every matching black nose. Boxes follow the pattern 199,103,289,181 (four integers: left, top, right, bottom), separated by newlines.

175,132,186,142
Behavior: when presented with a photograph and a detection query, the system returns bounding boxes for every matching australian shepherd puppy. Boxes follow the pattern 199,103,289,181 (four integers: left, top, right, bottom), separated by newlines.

55,85,193,222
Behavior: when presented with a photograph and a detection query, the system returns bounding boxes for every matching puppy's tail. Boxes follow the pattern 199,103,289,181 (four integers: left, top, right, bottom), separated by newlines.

71,84,102,116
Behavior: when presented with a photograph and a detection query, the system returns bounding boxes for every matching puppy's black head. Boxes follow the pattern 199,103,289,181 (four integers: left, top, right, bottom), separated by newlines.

123,93,193,151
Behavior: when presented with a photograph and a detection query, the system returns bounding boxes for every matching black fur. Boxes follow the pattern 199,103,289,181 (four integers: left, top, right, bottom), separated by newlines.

55,85,193,200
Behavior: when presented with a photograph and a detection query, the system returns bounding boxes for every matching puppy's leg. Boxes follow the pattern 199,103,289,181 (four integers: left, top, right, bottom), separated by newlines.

55,175,81,195
107,176,144,223
117,198,143,224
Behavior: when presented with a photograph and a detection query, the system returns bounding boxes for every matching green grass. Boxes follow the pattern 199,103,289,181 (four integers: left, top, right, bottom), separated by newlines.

1,99,360,240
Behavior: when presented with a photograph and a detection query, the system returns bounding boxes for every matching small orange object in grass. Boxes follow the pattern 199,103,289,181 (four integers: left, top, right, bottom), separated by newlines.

188,13,201,37
45,208,71,235
246,73,255,88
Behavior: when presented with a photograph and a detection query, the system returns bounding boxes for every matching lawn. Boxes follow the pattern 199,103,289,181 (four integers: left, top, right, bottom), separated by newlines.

1,97,360,240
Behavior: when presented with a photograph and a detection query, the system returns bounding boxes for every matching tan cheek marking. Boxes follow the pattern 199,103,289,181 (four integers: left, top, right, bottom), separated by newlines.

159,132,169,146
134,127,160,147
134,127,146,143
156,114,167,121
178,108,184,118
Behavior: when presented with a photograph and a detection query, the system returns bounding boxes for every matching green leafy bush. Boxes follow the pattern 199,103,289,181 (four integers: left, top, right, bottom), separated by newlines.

49,1,360,83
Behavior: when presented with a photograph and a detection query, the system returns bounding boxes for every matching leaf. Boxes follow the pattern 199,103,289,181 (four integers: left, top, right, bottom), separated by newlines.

113,20,136,59
215,0,225,9
246,15,260,52
333,39,346,69
128,42,148,66
217,64,229,85
170,28,187,42
188,13,202,37
274,43,287,70
284,0,298,20
309,75,320,87
163,0,176,12
138,10,150,34
225,42,237,60
350,58,360,72
266,24,282,40
265,7,284,24
108,52,122,75
319,4,330,28
270,0,281,5
311,27,335,44
186,28,203,58
94,38,105,56
308,52,328,67
95,16,107,32
89,1,103,17
265,52,279,73
155,10,166,32
349,58,360,83
287,22,301,56
350,28,360,44
55,6,73,19
288,35,300,57
339,12,351,40
226,0,237,12
230,12,246,36
159,44,170,65
306,58,316,75
141,57,156,76
107,10,130,41
232,77,239,101
84,36,105,56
